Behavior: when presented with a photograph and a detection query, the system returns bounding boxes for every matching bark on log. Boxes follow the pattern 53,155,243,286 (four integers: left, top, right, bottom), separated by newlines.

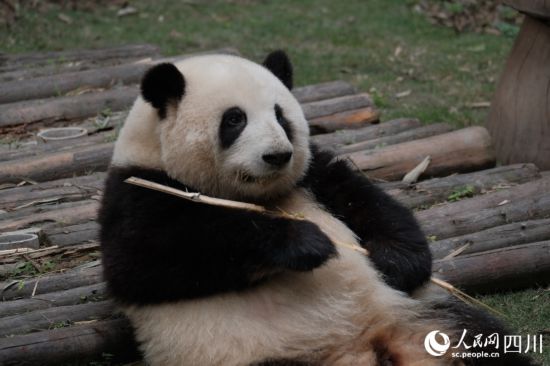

0,200,98,232
346,126,496,181
44,222,100,247
433,241,550,293
0,102,379,184
301,93,373,120
0,133,113,163
416,176,550,239
0,173,105,210
0,86,138,128
0,56,155,83
0,82,364,129
0,44,160,73
336,123,453,155
0,300,115,337
0,282,106,317
311,118,422,147
292,80,357,103
309,107,380,134
431,218,550,260
0,63,148,104
0,143,113,184
0,48,243,103
388,163,540,209
0,318,139,366
0,265,102,301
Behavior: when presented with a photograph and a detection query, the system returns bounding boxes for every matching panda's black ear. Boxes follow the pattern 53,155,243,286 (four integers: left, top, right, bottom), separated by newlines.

263,50,293,90
141,63,185,119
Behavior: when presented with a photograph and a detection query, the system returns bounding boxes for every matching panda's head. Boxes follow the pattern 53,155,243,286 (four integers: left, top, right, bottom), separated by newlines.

112,51,310,202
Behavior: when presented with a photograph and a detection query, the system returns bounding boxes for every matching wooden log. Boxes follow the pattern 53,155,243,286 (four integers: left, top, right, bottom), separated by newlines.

0,282,106,317
301,93,372,120
0,43,160,72
0,83,364,129
309,107,380,134
0,143,113,184
0,133,112,163
0,300,115,337
44,222,100,247
431,218,550,260
346,126,496,181
292,80,356,103
0,86,138,128
388,163,540,209
0,104,382,184
486,16,550,169
0,63,148,104
0,200,98,232
417,176,550,239
0,173,105,210
0,47,238,83
0,56,155,83
311,118,422,147
0,318,139,366
0,242,99,266
433,241,550,293
0,265,102,301
336,123,453,155
0,48,241,104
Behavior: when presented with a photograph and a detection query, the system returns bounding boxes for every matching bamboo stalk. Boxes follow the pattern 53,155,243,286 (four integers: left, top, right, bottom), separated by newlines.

124,176,492,311
125,176,368,256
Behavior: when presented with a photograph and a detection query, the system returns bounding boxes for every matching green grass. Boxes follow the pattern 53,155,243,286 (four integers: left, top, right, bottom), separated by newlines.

2,0,514,127
479,288,550,364
2,1,547,363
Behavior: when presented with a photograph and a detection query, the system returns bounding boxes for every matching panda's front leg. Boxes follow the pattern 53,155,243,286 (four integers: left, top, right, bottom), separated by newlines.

300,145,432,294
99,166,338,304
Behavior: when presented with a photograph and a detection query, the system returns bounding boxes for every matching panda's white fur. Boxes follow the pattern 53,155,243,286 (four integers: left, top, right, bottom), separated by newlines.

123,190,452,365
107,54,464,365
113,54,310,201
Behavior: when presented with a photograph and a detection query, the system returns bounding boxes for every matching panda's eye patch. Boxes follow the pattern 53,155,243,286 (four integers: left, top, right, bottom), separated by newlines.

274,104,293,142
275,104,284,123
222,107,247,128
219,107,247,149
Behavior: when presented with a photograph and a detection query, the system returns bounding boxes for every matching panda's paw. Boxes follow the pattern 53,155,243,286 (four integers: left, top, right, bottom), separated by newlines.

274,221,337,271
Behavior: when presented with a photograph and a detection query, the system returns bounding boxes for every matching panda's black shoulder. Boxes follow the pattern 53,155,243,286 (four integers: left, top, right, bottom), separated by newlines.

98,165,190,244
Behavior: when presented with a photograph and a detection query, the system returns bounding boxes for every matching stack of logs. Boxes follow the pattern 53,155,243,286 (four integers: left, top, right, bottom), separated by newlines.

0,44,549,365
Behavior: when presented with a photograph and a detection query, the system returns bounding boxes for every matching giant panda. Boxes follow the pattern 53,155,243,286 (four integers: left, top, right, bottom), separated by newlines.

99,51,535,366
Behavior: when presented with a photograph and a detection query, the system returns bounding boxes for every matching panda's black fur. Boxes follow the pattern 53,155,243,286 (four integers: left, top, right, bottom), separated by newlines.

100,165,337,304
99,51,536,366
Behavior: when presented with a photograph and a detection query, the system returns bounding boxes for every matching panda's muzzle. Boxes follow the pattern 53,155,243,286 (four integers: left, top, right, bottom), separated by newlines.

262,151,292,168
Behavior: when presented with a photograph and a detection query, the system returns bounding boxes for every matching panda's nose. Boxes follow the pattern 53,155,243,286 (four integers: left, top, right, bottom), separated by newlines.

262,151,293,168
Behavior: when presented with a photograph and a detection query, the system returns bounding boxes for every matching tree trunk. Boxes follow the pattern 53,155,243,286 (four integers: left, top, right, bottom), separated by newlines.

311,118,422,147
433,241,550,293
431,218,550,259
0,283,106,317
417,176,550,239
388,163,540,209
0,318,139,366
0,265,102,301
486,16,550,169
309,107,379,134
346,126,496,181
0,300,115,337
336,123,453,154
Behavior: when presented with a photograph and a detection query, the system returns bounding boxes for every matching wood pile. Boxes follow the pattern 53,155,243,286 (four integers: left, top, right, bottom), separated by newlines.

0,44,548,365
